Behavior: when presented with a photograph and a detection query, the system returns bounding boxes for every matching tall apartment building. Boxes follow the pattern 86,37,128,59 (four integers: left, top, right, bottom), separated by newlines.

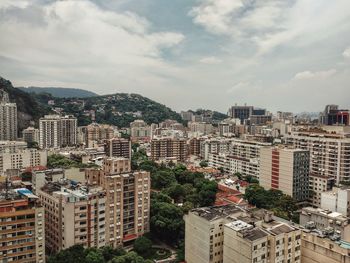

188,137,204,156
0,90,17,141
151,137,187,162
0,141,47,175
85,157,150,247
0,188,45,263
321,187,350,217
22,127,39,144
284,131,350,206
38,182,106,253
39,115,77,149
181,111,194,121
85,123,114,148
248,115,272,125
320,104,349,126
207,139,271,179
200,138,235,160
260,147,310,202
129,120,151,142
104,138,131,159
228,105,253,123
184,205,302,263
184,205,244,263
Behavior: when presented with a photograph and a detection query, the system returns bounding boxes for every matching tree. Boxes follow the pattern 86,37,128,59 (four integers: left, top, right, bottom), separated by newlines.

199,160,208,168
151,170,176,189
150,201,184,244
85,249,104,263
101,246,126,262
234,172,242,180
47,245,86,263
133,236,152,257
165,184,185,203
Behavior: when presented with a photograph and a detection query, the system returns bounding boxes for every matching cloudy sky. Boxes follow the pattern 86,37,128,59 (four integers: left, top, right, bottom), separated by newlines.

0,0,350,113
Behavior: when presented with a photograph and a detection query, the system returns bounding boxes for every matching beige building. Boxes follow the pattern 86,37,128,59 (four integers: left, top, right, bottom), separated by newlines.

223,220,269,263
0,90,17,141
85,123,114,148
85,157,150,247
184,205,244,263
104,138,131,159
260,147,309,202
301,230,350,263
0,141,47,175
184,205,301,263
188,122,213,135
39,115,77,149
22,127,39,144
38,182,106,253
0,188,45,263
151,137,187,162
130,120,151,141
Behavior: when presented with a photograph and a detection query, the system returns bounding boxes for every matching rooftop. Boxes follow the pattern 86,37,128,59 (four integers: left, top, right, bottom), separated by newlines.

191,205,243,221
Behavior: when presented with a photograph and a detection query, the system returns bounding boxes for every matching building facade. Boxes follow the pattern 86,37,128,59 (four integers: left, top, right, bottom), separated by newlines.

0,189,45,263
284,131,350,206
151,138,187,162
22,127,39,144
104,138,131,159
260,147,310,202
0,96,17,141
85,157,150,247
38,183,106,253
39,115,77,149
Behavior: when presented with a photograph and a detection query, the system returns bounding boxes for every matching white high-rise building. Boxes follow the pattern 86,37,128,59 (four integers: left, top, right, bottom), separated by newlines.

284,131,350,206
39,115,77,149
0,90,17,141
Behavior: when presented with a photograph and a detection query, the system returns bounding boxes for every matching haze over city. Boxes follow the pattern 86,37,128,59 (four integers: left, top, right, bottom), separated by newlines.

1,0,350,113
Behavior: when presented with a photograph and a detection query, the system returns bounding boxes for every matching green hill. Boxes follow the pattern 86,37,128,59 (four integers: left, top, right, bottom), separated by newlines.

19,86,97,98
46,93,183,127
1,76,182,128
0,77,50,131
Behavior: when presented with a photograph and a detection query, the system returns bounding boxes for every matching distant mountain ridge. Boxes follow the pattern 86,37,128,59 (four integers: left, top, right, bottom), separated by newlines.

1,76,182,129
19,86,98,98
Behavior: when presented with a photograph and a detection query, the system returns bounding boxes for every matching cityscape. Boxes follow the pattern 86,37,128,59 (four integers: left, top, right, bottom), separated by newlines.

1,1,350,263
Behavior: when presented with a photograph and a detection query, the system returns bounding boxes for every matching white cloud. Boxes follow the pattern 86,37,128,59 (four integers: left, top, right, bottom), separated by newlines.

189,0,243,35
0,0,184,92
293,69,337,80
199,56,222,64
0,0,29,9
343,46,350,58
190,0,350,55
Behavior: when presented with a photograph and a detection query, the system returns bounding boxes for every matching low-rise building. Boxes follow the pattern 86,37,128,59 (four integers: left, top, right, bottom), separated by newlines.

300,207,350,242
321,187,350,217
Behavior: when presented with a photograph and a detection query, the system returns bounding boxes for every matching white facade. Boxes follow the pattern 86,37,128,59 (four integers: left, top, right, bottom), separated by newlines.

39,115,77,149
321,187,350,217
0,141,47,175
